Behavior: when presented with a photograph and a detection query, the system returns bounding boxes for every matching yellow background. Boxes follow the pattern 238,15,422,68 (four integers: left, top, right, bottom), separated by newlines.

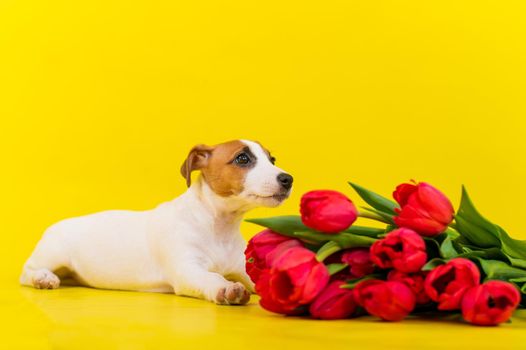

1,0,526,348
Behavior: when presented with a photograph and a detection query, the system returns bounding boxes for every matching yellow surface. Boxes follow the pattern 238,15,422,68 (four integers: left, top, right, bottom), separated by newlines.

1,0,526,348
2,285,525,349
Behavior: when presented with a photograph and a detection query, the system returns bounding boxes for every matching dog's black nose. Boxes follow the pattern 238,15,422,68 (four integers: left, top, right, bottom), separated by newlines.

277,173,293,190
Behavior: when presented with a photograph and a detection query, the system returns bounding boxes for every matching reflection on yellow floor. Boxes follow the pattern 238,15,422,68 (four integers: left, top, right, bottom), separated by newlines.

1,281,525,349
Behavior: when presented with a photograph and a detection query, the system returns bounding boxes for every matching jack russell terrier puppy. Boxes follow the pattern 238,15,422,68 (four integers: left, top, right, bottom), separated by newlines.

20,140,293,305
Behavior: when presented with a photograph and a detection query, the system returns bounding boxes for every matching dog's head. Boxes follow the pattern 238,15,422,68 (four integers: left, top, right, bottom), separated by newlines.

180,140,293,208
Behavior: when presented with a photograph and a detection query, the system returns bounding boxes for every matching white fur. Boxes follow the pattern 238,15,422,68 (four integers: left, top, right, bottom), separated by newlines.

238,140,289,207
20,141,290,304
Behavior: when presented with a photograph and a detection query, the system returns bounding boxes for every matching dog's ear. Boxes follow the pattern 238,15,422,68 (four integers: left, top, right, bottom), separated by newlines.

180,144,214,187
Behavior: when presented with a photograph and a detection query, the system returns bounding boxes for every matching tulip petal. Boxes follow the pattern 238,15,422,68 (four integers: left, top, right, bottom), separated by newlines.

309,280,356,320
394,215,446,236
461,281,520,325
393,183,418,207
273,247,317,270
370,228,427,272
417,183,454,224
392,182,453,236
301,263,330,303
357,280,415,321
425,258,481,311
300,190,358,233
265,240,304,268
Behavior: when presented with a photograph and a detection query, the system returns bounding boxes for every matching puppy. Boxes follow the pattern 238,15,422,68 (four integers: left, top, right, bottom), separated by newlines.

20,140,293,305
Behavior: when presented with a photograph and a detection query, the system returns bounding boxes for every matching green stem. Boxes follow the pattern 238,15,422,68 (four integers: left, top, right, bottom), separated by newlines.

293,231,377,248
326,263,348,275
445,226,460,239
316,241,343,262
340,274,383,289
358,210,391,224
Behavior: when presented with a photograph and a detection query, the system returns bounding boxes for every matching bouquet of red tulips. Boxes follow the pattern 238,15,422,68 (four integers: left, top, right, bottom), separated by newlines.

245,181,526,326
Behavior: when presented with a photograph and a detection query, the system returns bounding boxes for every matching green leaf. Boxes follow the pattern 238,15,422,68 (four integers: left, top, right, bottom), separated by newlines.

326,263,348,276
454,215,501,248
445,227,461,240
477,259,526,281
340,274,383,289
344,226,385,238
245,217,381,248
458,250,495,259
291,231,332,244
497,226,526,261
334,233,377,248
455,186,501,247
509,277,526,283
461,246,473,254
506,256,526,269
456,244,507,260
457,186,500,234
349,182,399,215
360,207,395,224
245,216,310,237
294,231,377,249
316,241,342,261
422,258,446,271
440,236,459,259
246,215,384,239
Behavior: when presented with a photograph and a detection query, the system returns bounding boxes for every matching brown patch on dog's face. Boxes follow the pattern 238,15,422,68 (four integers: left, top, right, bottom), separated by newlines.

180,140,251,197
201,140,251,197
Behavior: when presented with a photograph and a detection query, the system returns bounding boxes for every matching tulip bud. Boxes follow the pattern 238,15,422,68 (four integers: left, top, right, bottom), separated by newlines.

341,248,375,278
388,270,431,305
256,246,330,315
393,182,454,237
370,228,427,273
300,190,358,233
245,229,302,283
256,270,308,316
353,279,416,321
309,280,357,319
461,281,520,326
424,258,480,310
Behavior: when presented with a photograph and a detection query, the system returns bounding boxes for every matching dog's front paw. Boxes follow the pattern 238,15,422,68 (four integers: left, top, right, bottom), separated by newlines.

215,282,250,305
32,269,60,289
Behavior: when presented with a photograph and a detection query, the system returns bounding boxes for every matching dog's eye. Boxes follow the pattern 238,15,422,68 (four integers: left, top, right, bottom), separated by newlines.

235,153,251,165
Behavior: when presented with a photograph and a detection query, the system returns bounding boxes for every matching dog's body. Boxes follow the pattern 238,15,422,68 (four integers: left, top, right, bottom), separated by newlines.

20,140,293,305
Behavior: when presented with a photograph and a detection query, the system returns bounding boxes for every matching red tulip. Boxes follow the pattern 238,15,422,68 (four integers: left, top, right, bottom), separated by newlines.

424,258,480,310
353,279,416,321
245,229,302,283
300,190,358,233
341,248,375,278
256,246,330,314
370,228,427,273
462,281,520,326
388,270,431,305
393,181,454,237
309,280,356,320
256,270,307,315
